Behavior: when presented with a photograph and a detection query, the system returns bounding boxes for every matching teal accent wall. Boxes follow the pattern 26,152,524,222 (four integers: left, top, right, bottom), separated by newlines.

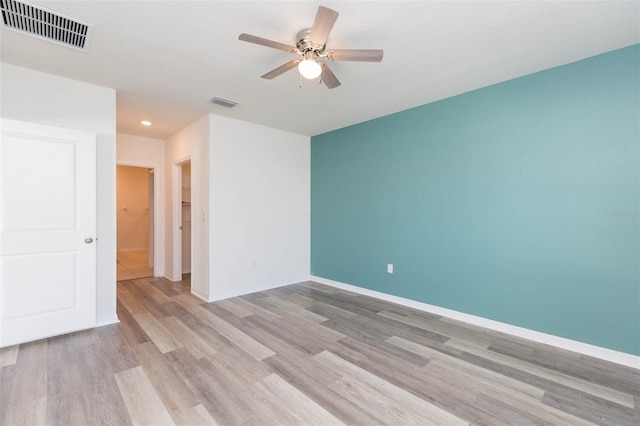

311,45,640,355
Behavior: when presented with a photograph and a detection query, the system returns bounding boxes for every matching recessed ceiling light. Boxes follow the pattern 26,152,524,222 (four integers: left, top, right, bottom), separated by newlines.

141,120,152,126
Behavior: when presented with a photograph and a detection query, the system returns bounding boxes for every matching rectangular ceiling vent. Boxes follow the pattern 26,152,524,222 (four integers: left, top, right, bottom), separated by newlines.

209,97,239,109
0,0,94,52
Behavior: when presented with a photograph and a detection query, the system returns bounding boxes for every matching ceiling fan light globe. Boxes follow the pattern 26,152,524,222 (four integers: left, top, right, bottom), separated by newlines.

298,59,322,79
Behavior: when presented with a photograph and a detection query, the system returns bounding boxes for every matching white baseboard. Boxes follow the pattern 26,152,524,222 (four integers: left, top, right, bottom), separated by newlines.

95,314,120,328
191,289,210,303
310,275,640,369
164,272,183,282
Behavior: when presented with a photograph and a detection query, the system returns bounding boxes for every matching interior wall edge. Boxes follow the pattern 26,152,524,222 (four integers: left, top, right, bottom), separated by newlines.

95,315,120,328
309,275,640,369
190,289,210,303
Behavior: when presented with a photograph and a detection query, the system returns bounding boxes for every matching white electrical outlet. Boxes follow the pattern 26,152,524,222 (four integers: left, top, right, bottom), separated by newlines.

387,264,393,274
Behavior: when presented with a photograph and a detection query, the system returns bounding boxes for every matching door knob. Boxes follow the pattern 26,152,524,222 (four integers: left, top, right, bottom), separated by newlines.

85,237,94,244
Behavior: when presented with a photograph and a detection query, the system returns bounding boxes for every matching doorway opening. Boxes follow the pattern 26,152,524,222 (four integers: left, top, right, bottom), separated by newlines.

175,160,192,281
116,165,154,281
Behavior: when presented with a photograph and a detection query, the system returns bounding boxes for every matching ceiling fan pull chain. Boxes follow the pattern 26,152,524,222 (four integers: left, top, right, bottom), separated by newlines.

299,73,303,88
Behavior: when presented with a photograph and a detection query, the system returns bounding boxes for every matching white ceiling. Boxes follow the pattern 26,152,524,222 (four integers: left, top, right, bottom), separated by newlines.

1,1,638,139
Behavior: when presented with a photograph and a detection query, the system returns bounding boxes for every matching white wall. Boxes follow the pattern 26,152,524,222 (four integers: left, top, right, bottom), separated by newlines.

117,133,164,165
116,133,165,276
209,115,310,301
1,63,117,325
165,116,210,300
0,64,309,324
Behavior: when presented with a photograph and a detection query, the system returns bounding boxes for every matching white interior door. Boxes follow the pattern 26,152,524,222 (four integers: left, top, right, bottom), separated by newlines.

0,119,97,347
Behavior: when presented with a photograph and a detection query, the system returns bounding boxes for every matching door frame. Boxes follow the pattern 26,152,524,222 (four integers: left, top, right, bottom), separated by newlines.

171,157,191,282
116,161,163,277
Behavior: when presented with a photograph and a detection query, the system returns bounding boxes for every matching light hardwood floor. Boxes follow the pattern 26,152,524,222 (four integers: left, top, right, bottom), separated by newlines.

1,277,638,425
117,250,153,281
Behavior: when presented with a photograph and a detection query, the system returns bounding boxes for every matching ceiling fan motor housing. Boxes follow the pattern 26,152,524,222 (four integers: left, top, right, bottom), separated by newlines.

296,29,325,55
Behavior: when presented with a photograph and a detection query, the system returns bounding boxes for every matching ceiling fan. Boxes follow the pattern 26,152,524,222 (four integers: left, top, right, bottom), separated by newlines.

238,6,383,89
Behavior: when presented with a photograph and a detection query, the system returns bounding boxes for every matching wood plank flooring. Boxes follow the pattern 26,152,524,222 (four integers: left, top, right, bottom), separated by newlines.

1,277,639,425
117,250,153,281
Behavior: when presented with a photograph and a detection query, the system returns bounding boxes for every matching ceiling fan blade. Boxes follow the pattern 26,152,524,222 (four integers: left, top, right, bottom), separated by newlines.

261,60,300,80
238,33,298,53
310,6,339,47
325,49,384,62
320,62,341,89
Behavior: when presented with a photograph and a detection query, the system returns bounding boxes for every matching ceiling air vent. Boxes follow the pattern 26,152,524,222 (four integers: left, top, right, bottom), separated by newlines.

0,0,94,52
209,97,238,109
